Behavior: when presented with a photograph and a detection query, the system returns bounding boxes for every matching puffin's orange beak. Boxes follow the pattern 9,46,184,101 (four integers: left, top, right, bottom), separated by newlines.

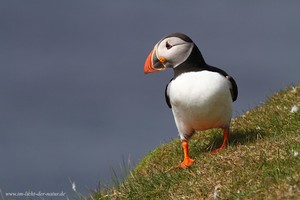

144,48,166,74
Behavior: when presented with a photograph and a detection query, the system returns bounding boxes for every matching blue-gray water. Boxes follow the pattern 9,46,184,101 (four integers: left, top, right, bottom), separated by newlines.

0,1,299,198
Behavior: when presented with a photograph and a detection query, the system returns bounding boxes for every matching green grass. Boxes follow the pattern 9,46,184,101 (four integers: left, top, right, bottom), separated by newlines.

92,85,300,199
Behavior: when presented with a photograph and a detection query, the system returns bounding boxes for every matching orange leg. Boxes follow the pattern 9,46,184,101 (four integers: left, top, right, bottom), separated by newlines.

212,128,229,154
176,140,195,169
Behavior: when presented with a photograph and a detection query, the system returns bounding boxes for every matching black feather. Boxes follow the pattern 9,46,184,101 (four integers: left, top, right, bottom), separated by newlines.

226,75,238,102
165,79,173,109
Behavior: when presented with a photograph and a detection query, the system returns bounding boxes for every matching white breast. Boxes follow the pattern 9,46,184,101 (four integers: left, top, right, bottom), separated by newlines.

168,71,232,139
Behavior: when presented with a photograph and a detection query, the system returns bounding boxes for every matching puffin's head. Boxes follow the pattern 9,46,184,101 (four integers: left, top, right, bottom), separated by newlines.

144,33,195,74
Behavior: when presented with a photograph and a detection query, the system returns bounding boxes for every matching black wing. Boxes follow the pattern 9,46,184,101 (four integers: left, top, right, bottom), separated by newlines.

164,79,173,109
208,65,238,102
226,75,238,102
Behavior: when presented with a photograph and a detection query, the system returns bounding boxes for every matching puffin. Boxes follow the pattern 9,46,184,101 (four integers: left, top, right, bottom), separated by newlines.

144,33,238,168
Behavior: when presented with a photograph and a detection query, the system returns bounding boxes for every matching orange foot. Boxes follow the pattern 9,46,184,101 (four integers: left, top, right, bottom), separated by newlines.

177,157,195,169
212,128,229,154
176,140,195,169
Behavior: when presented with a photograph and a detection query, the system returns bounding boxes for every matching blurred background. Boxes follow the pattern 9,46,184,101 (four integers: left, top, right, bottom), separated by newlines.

0,0,299,197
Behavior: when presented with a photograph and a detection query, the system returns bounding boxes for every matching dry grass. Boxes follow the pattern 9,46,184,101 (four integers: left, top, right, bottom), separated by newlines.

93,85,300,199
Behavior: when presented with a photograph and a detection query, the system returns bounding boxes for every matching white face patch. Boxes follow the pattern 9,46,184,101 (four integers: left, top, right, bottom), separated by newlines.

156,37,194,68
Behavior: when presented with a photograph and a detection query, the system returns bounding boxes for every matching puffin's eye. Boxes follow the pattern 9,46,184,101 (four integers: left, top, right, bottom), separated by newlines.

166,41,173,50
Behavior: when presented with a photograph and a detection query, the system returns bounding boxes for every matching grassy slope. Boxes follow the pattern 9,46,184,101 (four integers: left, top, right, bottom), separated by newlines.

94,85,300,199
